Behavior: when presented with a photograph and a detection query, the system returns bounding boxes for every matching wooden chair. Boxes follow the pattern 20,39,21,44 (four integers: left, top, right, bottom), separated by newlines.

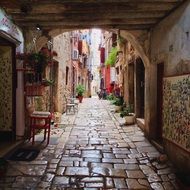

68,97,79,112
64,95,76,114
29,111,52,145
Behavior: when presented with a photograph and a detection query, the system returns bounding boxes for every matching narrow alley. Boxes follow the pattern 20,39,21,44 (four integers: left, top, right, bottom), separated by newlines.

0,98,178,190
0,1,190,189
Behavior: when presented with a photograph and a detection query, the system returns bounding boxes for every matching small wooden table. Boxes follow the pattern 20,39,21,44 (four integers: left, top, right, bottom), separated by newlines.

29,111,52,145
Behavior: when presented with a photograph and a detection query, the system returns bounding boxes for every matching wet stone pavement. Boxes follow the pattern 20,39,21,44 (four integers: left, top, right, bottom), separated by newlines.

0,98,179,190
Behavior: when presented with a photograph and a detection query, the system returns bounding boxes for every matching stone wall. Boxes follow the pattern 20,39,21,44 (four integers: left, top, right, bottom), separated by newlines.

53,32,72,113
151,1,190,173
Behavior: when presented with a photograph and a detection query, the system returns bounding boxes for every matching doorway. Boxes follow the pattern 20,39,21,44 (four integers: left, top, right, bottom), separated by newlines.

156,62,164,141
128,63,134,106
72,66,76,97
135,58,145,118
0,37,16,142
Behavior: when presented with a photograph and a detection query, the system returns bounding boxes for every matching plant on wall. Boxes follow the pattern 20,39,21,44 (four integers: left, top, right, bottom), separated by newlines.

117,35,127,45
17,48,58,84
16,47,58,73
105,47,118,66
42,79,54,86
28,52,48,73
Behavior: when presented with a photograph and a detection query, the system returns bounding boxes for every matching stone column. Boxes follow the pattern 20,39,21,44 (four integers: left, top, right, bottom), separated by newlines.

16,60,25,139
144,63,157,139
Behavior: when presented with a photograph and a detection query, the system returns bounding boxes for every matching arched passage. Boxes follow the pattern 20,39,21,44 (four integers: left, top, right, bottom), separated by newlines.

24,27,157,139
120,30,157,139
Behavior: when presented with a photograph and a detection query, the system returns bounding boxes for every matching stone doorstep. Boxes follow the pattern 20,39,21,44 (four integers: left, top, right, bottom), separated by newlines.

151,140,164,153
0,139,24,158
136,118,145,131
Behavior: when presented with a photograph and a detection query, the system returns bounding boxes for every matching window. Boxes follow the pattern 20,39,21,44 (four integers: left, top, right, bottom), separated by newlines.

72,49,79,60
78,76,81,84
66,66,69,85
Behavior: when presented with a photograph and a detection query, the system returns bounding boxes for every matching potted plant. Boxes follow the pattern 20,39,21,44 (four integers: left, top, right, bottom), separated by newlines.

76,84,85,103
16,48,58,82
41,79,54,86
112,96,124,112
120,104,135,125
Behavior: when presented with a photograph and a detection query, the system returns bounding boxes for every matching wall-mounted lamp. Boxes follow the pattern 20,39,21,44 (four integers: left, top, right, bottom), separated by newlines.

36,24,41,31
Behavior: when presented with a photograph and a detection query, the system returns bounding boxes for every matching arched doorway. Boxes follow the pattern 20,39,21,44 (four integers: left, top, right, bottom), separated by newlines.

135,57,145,119
120,30,157,139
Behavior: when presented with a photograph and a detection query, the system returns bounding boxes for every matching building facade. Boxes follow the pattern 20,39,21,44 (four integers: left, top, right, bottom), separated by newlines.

0,8,24,143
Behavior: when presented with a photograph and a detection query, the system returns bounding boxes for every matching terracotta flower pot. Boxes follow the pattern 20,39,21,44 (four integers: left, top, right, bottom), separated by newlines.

78,95,83,103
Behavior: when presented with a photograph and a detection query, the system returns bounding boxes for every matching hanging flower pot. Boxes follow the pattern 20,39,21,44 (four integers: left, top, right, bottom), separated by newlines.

16,48,58,74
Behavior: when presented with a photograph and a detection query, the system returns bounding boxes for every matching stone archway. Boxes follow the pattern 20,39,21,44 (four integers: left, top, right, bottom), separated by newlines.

120,30,157,139
27,28,157,139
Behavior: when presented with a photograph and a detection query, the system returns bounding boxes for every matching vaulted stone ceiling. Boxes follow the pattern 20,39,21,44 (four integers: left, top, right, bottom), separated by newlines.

0,0,185,30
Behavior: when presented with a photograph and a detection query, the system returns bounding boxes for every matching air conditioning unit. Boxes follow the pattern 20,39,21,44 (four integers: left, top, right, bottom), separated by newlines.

72,49,79,60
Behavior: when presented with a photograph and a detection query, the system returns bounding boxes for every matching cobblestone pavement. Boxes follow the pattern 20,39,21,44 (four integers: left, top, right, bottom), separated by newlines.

0,98,179,190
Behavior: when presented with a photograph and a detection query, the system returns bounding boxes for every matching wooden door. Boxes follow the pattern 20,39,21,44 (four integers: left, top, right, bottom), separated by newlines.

136,58,145,118
157,62,164,140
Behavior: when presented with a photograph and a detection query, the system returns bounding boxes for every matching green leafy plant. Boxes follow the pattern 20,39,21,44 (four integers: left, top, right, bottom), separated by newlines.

112,97,124,106
117,36,127,45
76,84,85,96
105,47,118,66
42,79,54,86
16,48,58,73
28,53,46,73
106,93,115,101
120,104,133,117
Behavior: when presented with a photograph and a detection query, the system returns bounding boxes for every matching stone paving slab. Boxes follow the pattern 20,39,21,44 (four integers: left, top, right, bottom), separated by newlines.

0,98,181,189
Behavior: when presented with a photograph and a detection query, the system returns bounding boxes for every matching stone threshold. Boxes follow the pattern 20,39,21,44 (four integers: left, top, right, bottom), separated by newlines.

136,118,164,153
0,140,24,158
151,139,164,153
136,118,145,131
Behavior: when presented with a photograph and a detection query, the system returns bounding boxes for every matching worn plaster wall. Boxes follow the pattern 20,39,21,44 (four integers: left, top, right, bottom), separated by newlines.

53,32,72,113
151,1,190,173
151,2,190,75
